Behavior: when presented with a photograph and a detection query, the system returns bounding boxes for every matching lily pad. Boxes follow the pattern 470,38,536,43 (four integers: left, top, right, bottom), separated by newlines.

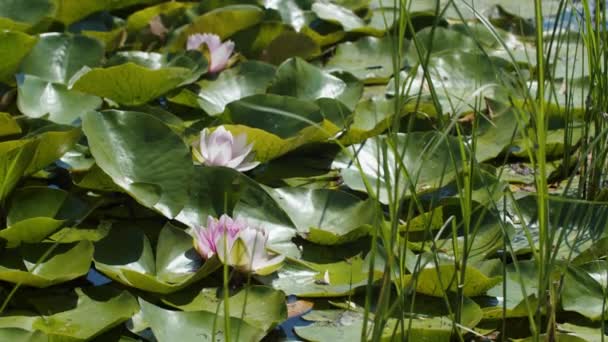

561,264,607,321
173,166,299,258
268,57,348,104
139,298,266,342
71,52,208,106
17,74,102,124
0,287,139,340
268,187,374,245
0,241,93,287
0,123,80,201
162,285,287,333
94,222,220,294
184,60,276,115
222,94,340,161
332,132,466,204
53,0,161,25
20,33,104,84
82,110,193,219
0,186,89,247
17,33,104,123
311,2,365,32
0,0,54,31
325,36,406,84
260,255,382,297
0,31,37,84
295,309,454,341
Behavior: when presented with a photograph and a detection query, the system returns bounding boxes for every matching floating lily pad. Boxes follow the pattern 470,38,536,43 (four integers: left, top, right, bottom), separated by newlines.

295,309,454,341
268,187,374,245
0,287,139,340
260,255,382,297
325,36,406,84
222,94,340,161
82,110,193,218
17,33,104,123
94,222,220,294
0,241,93,287
268,57,347,103
163,285,287,333
173,166,299,258
139,298,266,342
0,123,80,201
184,60,276,115
54,0,161,25
0,31,37,84
0,186,89,247
332,132,466,204
71,52,208,106
0,0,54,31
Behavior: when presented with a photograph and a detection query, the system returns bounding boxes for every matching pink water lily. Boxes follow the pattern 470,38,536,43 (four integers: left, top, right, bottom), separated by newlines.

187,33,234,73
193,214,285,275
192,126,259,172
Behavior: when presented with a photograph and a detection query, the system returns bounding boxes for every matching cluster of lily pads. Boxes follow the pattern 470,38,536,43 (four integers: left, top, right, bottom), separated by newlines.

0,0,606,341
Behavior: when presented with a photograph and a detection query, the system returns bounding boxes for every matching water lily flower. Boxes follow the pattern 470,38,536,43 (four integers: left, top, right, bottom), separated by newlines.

192,126,259,172
193,215,285,275
187,33,234,73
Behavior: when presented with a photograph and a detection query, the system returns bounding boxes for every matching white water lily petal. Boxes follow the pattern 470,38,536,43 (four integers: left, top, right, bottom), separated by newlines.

209,40,235,73
186,33,234,73
192,126,259,172
191,215,284,275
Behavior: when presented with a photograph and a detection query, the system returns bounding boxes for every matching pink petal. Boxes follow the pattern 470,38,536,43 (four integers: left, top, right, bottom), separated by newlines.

187,34,206,50
199,33,222,51
208,41,234,73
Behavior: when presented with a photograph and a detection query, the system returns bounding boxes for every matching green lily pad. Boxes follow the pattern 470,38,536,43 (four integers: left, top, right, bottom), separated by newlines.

311,2,365,31
402,261,501,297
260,30,321,65
0,0,54,31
295,309,454,341
222,94,340,161
0,241,93,287
260,255,382,297
268,57,348,104
169,4,264,51
17,74,102,124
0,186,90,247
325,36,406,84
339,96,397,144
263,0,310,31
184,60,276,115
126,2,195,32
139,298,266,342
0,123,80,201
268,58,363,110
82,110,193,219
0,113,21,138
17,33,104,123
163,285,287,333
487,259,538,314
20,33,104,85
562,264,607,321
387,52,511,115
53,0,161,25
172,166,299,258
186,4,264,39
474,99,522,162
94,222,220,294
71,52,208,106
332,132,466,204
268,187,374,245
0,31,37,84
0,287,139,340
